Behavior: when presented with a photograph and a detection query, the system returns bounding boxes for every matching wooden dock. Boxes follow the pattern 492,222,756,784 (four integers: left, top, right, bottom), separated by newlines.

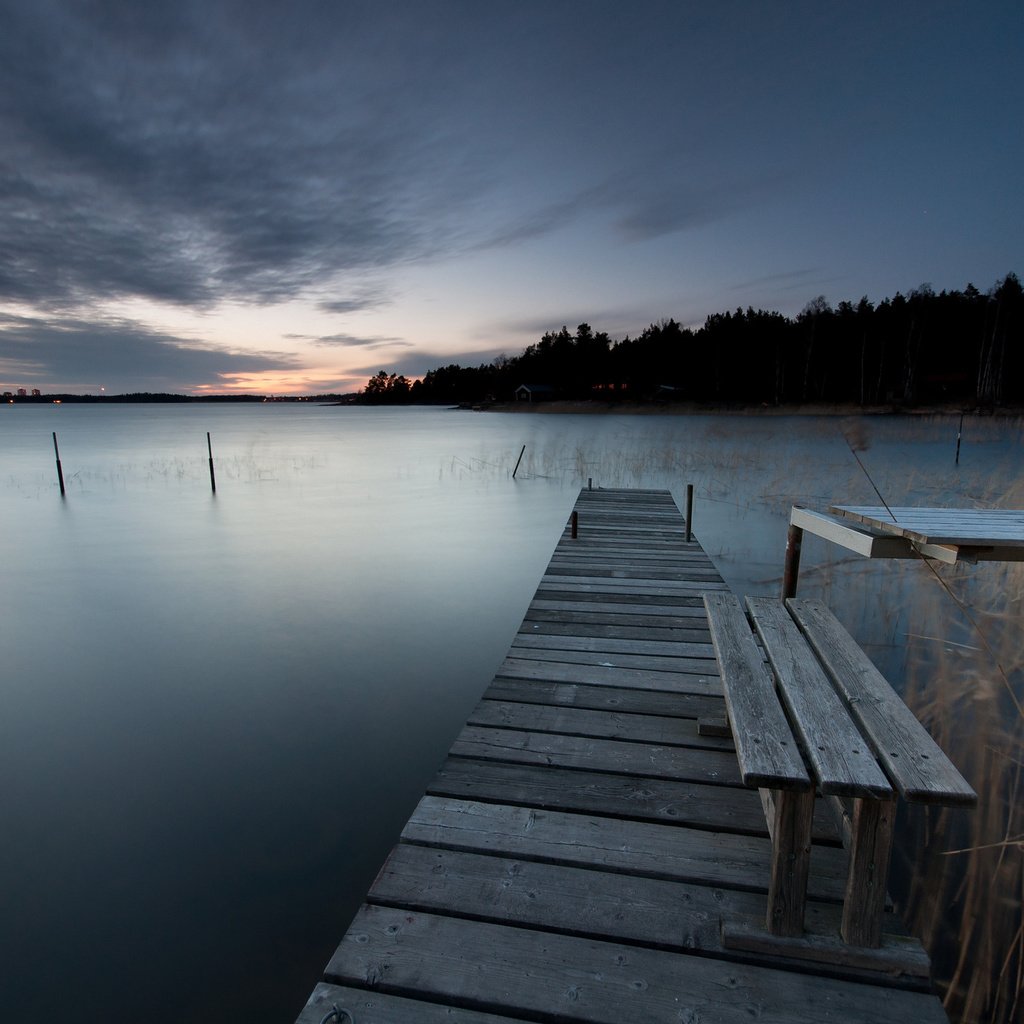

297,488,949,1024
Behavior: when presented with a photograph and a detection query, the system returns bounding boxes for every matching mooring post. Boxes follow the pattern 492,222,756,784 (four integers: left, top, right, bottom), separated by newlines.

955,412,964,465
571,510,578,539
685,483,694,542
782,520,804,599
512,444,526,479
52,432,65,497
207,432,217,494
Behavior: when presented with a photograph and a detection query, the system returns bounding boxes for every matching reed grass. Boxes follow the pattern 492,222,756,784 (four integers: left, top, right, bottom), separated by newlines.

510,413,1024,1023
894,531,1023,1024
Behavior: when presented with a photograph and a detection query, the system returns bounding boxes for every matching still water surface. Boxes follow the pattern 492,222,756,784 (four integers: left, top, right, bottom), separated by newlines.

1,405,1020,1022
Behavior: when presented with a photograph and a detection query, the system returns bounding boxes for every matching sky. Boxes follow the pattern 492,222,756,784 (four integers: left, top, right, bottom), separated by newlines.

1,0,1021,395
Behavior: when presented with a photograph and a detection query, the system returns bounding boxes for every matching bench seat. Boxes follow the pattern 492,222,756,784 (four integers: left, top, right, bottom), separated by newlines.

703,592,976,955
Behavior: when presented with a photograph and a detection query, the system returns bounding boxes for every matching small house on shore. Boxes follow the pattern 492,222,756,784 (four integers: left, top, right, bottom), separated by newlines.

515,384,556,402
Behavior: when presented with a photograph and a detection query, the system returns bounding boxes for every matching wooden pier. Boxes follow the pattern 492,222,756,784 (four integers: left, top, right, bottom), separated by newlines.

297,488,952,1024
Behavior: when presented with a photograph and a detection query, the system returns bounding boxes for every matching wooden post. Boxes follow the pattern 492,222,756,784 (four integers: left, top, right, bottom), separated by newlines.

512,444,526,479
207,432,217,494
588,477,592,491
955,412,964,465
570,510,578,539
782,522,803,599
53,432,65,497
766,787,815,937
685,483,694,542
841,797,896,947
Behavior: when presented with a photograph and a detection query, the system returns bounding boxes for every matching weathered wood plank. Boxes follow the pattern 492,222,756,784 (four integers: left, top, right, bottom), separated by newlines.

326,906,948,1023
366,845,923,985
540,581,733,598
482,677,724,719
429,758,841,841
525,604,710,626
448,726,744,786
702,592,810,790
402,797,848,898
831,505,1024,546
466,700,735,750
532,589,706,609
297,982,523,1024
496,657,720,691
429,758,778,835
501,649,720,676
746,597,892,799
523,620,712,642
787,598,977,805
512,632,716,658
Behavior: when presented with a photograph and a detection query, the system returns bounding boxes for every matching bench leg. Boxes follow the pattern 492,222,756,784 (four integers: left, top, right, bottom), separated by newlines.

766,787,815,937
842,796,896,947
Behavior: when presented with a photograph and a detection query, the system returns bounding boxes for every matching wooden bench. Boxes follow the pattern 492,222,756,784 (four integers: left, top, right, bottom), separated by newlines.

703,592,976,964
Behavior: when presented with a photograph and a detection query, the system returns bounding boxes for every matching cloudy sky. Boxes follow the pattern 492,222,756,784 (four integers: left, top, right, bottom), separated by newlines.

1,1,1020,394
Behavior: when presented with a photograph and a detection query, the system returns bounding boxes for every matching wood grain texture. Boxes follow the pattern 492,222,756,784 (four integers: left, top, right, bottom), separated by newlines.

327,906,948,1024
703,592,810,790
401,796,848,899
746,597,892,799
787,598,977,805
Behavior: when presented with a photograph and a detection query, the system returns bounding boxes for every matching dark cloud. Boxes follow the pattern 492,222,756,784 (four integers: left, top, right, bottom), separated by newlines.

1,1,802,317
0,311,298,392
347,346,513,380
0,1,503,310
317,293,390,315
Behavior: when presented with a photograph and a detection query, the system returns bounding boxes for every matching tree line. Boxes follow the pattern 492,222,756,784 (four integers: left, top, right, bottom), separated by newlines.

358,273,1022,408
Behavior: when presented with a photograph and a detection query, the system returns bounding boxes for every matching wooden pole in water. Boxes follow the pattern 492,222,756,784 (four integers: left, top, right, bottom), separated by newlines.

685,483,694,542
955,412,964,465
571,509,578,539
782,522,804,599
52,432,65,497
207,432,217,493
512,444,526,479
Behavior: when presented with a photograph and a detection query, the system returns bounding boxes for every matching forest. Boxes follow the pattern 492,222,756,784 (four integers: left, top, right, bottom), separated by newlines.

359,273,1023,409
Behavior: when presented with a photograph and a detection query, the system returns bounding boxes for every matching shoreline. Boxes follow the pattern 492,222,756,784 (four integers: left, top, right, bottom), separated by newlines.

477,400,1024,417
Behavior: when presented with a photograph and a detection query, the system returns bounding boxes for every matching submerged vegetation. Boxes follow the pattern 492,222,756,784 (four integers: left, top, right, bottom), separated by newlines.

364,272,1023,410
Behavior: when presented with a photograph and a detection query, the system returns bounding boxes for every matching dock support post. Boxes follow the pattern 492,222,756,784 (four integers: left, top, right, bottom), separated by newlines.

512,444,526,479
955,412,964,465
207,432,217,494
53,432,65,497
685,483,694,542
571,510,578,539
588,477,592,491
782,522,803,599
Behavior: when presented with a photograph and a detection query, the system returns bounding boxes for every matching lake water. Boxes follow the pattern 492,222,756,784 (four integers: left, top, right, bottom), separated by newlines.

1,404,1020,1022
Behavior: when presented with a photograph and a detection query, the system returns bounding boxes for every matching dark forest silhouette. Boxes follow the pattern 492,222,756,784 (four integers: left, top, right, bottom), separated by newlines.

360,273,1022,408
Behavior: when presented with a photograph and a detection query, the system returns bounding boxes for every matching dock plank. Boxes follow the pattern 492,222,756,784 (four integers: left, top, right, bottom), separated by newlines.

327,907,947,1024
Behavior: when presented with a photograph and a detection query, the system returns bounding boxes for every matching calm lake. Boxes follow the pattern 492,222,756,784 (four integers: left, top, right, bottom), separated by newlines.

1,404,1020,1022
